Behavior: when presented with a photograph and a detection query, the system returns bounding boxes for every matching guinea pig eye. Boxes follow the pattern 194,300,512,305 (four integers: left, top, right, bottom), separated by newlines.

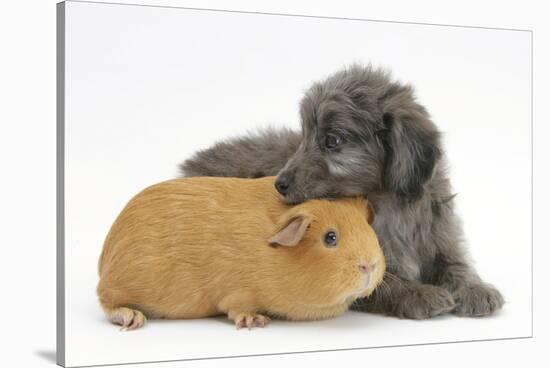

325,133,342,149
324,231,338,247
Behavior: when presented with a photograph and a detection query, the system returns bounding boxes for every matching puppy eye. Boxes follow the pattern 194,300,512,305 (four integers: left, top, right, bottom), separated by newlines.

324,231,338,247
325,134,342,149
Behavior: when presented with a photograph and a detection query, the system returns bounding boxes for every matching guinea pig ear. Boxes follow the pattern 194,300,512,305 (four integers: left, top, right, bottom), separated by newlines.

268,215,312,247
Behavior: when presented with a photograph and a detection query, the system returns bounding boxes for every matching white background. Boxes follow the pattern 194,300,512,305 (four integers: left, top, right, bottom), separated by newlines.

63,1,531,366
0,0,547,368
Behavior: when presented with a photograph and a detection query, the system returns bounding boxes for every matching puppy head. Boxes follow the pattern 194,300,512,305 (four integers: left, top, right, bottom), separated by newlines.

274,64,441,204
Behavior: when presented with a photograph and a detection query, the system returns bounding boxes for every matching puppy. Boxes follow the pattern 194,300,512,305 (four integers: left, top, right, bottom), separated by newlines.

180,64,503,319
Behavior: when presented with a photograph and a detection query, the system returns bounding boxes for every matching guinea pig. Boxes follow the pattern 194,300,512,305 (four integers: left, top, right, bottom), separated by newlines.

97,176,385,330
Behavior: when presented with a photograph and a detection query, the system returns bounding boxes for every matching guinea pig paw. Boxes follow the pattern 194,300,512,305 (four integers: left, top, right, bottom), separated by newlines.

452,283,504,317
234,312,270,330
109,307,147,331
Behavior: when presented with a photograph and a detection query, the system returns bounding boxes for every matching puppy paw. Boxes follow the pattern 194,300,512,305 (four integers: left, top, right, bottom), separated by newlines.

452,283,504,317
393,284,456,319
232,312,270,330
108,307,147,331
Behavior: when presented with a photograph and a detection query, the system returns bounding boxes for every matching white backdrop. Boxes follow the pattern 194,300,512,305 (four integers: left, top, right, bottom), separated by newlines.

60,3,531,365
60,1,532,367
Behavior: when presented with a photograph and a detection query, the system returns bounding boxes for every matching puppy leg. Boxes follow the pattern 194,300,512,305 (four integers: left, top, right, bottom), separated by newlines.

352,275,455,319
430,210,504,317
179,128,300,178
433,256,504,317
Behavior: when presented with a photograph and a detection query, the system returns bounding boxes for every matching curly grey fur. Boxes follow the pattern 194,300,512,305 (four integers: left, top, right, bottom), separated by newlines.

180,65,503,319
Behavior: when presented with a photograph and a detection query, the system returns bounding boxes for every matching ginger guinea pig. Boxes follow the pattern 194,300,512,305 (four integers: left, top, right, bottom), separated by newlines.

97,176,384,330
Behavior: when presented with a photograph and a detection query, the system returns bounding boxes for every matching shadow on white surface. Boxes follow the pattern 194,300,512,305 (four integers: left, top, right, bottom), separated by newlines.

34,350,56,365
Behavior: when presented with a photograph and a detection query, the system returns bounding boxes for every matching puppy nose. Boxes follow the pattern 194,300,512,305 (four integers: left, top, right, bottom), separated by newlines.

358,263,370,274
275,174,291,195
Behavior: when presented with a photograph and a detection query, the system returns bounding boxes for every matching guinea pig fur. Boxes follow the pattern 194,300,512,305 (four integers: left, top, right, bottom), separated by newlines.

97,176,385,330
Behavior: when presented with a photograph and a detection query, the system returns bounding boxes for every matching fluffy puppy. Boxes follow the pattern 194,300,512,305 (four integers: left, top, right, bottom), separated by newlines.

181,64,503,319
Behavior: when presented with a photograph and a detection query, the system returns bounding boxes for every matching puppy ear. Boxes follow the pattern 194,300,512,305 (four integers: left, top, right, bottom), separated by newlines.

380,111,441,200
269,215,311,247
366,201,375,225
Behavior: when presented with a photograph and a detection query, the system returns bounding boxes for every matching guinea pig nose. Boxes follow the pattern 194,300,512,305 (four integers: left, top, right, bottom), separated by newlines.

358,263,370,274
275,175,291,195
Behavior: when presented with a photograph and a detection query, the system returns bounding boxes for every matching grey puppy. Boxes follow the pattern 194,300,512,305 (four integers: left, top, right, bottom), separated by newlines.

180,65,504,319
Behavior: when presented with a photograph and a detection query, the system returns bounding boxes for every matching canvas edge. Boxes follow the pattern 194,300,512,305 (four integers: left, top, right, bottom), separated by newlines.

56,1,67,367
